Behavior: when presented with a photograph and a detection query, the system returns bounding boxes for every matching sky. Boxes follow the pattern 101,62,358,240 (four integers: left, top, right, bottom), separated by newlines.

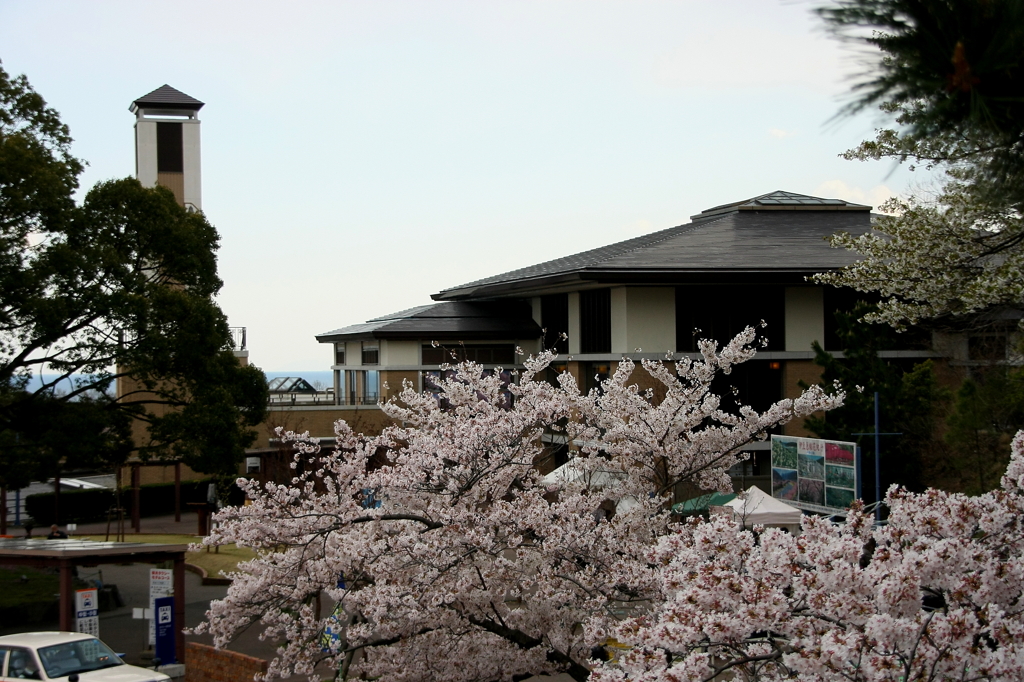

0,1,932,372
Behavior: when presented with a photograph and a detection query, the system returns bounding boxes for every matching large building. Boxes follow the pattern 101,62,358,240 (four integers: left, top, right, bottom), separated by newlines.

313,191,938,489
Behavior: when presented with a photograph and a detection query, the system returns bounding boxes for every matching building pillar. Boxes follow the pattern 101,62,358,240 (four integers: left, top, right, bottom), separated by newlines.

174,462,181,523
54,474,60,525
1,486,7,535
173,554,186,658
59,559,74,631
132,463,141,533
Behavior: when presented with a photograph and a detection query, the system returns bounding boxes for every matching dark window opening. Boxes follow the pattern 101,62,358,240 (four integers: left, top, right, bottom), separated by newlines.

541,293,569,354
422,343,516,365
156,122,184,173
969,335,1008,362
676,285,784,352
335,344,345,365
362,346,379,365
580,289,611,353
709,360,783,416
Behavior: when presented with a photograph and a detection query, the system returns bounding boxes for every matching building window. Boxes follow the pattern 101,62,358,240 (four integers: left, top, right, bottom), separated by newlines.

421,344,515,365
335,343,345,365
364,370,379,403
362,343,379,365
580,289,611,354
341,370,380,405
676,285,784,352
583,362,611,394
156,122,184,173
541,293,569,354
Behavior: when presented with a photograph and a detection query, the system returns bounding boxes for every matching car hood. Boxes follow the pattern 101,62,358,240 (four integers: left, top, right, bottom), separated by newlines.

72,665,170,682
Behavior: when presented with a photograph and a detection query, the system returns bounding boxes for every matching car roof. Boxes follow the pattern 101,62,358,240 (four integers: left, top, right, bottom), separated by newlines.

0,632,94,648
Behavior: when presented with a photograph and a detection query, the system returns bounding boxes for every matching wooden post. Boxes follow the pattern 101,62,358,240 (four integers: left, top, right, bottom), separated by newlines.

132,463,141,533
173,554,186,660
174,462,181,523
59,559,74,631
54,474,61,525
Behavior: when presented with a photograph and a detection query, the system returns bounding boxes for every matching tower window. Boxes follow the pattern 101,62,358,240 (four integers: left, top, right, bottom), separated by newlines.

157,122,184,173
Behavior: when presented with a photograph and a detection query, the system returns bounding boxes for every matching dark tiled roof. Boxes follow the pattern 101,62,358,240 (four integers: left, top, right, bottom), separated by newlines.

434,191,872,300
130,85,204,111
317,301,541,342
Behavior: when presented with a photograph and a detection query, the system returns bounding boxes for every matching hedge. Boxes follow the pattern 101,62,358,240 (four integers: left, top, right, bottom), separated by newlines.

24,479,246,526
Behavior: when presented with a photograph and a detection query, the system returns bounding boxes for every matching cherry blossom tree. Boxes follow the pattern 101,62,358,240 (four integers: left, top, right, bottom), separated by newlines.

594,430,1024,682
195,327,842,682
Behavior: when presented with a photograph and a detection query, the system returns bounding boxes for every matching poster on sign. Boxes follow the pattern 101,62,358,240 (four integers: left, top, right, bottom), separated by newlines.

149,568,173,645
771,435,857,515
75,588,99,636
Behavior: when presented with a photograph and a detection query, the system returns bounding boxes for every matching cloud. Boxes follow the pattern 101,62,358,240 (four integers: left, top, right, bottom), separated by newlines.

813,180,898,213
768,128,796,138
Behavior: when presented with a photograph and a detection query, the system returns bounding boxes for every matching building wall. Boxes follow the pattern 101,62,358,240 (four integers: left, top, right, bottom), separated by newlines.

181,120,202,209
567,292,581,355
381,340,419,366
135,120,158,188
185,642,266,682
785,287,824,352
781,359,824,437
610,287,675,355
260,404,395,444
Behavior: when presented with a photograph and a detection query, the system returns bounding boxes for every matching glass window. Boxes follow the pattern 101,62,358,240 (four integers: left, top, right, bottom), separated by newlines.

365,370,379,403
334,343,345,365
580,289,611,353
38,638,123,678
362,344,379,365
7,648,41,680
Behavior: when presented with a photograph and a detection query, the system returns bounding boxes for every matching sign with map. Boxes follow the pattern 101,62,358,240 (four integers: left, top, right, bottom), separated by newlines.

771,435,857,515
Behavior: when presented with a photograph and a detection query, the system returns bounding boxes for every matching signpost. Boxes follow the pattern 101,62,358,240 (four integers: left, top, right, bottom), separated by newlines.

149,568,173,645
75,588,99,636
771,435,858,515
154,595,177,665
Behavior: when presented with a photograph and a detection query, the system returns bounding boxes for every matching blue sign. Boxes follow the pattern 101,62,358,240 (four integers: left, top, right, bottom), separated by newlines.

154,596,176,665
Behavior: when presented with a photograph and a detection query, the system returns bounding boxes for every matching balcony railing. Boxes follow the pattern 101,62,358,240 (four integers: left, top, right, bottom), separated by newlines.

267,391,381,406
229,327,247,351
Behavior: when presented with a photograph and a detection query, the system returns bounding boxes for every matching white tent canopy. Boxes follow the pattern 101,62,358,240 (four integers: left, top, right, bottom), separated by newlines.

721,485,802,533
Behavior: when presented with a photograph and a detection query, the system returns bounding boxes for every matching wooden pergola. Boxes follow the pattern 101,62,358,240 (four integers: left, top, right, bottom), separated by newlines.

0,539,188,656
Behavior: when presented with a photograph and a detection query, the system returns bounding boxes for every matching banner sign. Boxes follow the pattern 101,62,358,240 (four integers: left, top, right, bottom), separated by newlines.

149,568,173,645
75,588,99,636
154,596,176,665
771,435,857,515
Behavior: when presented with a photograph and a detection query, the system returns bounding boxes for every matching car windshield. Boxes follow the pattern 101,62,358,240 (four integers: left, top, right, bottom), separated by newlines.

37,639,124,678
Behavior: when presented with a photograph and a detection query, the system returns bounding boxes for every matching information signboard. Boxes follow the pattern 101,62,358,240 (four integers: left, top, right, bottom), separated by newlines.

771,435,857,515
75,588,99,636
149,568,173,645
154,595,176,665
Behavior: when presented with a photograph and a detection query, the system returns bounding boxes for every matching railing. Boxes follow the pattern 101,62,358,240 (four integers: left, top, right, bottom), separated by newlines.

229,327,247,351
266,391,381,407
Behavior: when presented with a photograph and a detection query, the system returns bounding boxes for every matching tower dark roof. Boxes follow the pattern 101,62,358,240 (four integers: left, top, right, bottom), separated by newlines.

130,85,204,112
432,191,874,300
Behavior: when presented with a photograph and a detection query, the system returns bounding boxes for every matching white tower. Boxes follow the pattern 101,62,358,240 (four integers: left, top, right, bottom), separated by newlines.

129,85,204,211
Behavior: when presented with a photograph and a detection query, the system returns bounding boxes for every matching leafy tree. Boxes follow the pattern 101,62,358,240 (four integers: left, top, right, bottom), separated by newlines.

0,61,268,490
803,303,945,499
943,366,1024,494
814,1,1024,330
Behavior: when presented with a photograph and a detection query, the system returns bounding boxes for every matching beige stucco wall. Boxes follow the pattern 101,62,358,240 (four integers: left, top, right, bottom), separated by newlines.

785,286,824,352
181,119,202,210
567,292,581,355
618,287,675,355
381,339,419,365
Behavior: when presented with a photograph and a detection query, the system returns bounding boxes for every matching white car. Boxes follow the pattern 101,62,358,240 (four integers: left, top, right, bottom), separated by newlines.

0,632,170,682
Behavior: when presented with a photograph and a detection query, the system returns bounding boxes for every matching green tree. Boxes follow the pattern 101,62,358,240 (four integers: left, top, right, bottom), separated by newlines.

943,367,1024,493
803,303,946,500
815,0,1024,330
0,61,268,492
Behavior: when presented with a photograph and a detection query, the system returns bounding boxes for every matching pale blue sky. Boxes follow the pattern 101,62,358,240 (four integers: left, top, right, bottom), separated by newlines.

0,1,930,370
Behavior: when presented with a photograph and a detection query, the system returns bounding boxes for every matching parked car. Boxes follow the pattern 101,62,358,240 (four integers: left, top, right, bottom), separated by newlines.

0,632,170,682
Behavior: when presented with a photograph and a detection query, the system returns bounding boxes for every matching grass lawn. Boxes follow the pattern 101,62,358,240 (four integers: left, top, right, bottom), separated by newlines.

0,566,59,609
79,534,257,579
